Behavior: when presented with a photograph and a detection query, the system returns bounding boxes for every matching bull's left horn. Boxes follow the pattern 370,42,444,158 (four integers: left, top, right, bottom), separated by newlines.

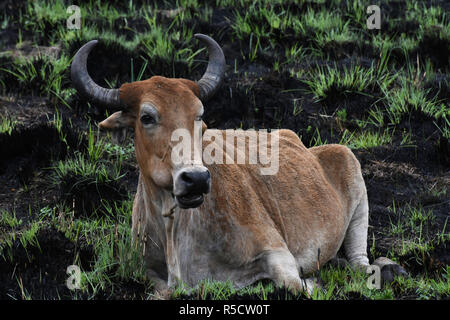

71,40,122,108
194,34,225,101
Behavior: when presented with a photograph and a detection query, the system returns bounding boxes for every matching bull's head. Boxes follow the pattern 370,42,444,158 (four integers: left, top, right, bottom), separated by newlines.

71,34,225,209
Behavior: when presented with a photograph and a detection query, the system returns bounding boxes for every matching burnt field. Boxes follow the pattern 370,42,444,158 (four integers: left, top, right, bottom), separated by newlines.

0,0,449,300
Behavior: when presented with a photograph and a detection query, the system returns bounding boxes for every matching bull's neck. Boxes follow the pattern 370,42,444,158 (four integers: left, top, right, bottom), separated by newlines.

139,173,182,281
140,173,175,217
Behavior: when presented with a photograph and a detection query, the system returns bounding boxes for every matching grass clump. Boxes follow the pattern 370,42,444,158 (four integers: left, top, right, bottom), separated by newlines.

302,64,374,102
387,203,435,237
302,57,393,104
42,199,153,299
50,128,130,217
343,129,393,150
385,202,448,273
0,55,71,98
83,204,149,296
0,210,23,229
384,77,448,125
0,115,17,135
50,151,126,216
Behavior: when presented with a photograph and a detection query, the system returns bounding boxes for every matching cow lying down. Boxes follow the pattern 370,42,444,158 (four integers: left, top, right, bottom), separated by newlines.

71,34,407,297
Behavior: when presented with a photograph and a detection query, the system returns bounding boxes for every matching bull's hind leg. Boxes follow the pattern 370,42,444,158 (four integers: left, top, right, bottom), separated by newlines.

343,191,370,268
344,191,408,283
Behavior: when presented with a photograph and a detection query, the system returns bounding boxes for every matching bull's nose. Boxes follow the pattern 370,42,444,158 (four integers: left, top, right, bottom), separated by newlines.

179,170,210,194
174,168,210,208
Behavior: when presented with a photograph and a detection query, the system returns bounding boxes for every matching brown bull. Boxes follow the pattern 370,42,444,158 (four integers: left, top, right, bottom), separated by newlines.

71,34,407,296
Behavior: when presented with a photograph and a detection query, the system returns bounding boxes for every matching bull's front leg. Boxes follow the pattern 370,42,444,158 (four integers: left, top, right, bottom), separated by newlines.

132,204,170,298
141,236,172,299
263,250,319,295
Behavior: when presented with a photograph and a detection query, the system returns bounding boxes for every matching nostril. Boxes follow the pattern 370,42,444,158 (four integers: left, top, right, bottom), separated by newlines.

181,172,194,185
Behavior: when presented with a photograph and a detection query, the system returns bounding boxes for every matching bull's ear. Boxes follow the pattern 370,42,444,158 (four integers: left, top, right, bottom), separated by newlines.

98,111,135,130
99,111,135,144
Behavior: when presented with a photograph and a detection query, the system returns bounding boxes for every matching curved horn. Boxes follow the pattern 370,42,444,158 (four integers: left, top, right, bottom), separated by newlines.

71,40,122,108
194,34,225,101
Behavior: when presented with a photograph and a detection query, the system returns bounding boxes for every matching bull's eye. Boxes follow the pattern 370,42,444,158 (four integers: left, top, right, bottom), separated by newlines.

141,115,156,125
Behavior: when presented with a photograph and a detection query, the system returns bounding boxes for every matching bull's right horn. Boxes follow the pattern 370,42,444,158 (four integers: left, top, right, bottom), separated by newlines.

71,40,122,109
194,34,226,101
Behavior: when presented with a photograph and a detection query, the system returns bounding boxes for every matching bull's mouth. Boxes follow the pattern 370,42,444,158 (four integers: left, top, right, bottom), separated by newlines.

175,193,204,209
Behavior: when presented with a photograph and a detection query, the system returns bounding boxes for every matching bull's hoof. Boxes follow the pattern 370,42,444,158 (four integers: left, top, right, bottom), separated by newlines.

373,257,409,285
380,264,409,284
